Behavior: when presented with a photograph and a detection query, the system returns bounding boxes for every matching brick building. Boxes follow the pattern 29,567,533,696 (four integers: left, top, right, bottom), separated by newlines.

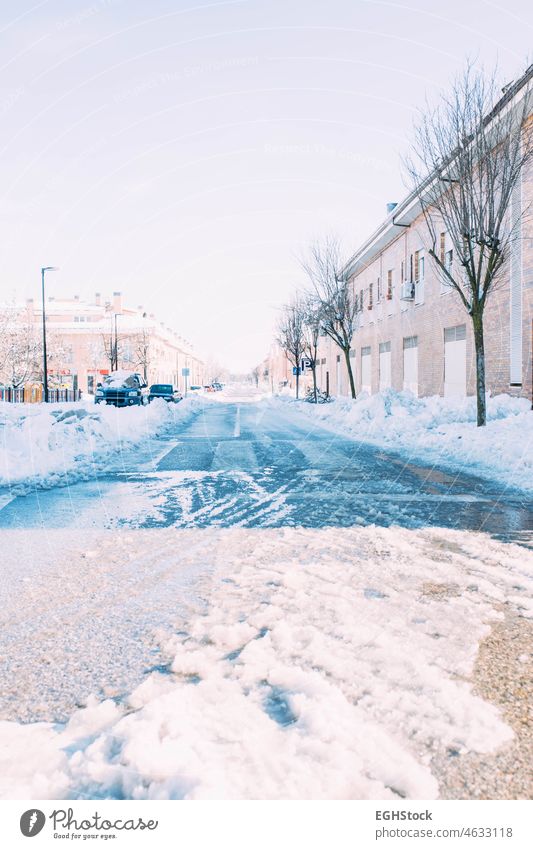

271,66,532,403
24,291,204,394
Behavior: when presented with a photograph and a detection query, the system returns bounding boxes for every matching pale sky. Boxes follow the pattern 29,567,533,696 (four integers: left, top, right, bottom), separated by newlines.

0,0,531,371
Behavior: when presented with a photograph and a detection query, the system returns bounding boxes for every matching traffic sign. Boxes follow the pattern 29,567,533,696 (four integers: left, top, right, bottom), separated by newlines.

300,358,314,372
292,367,300,376
181,367,190,377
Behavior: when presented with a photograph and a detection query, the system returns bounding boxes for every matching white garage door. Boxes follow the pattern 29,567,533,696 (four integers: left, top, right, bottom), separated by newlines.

403,336,418,396
361,347,371,393
444,324,466,397
379,341,391,390
336,354,342,396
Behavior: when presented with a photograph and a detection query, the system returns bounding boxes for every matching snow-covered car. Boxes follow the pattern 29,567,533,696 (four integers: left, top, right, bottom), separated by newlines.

148,384,183,403
94,371,149,407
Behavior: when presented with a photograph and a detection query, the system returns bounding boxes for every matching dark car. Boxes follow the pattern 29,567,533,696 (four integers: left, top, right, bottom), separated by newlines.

148,384,183,403
94,371,148,407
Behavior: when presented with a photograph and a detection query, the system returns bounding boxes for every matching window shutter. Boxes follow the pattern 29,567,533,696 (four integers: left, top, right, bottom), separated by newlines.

387,269,393,299
440,232,446,264
368,282,373,309
414,250,420,282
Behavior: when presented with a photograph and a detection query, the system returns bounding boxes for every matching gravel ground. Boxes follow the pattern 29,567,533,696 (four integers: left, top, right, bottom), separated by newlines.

433,604,532,799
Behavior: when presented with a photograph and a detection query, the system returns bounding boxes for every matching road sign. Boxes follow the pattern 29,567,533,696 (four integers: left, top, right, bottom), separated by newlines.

292,367,300,375
300,358,313,372
181,367,190,377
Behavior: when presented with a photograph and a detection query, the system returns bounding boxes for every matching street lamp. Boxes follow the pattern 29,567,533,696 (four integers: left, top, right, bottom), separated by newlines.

113,312,119,371
41,266,58,403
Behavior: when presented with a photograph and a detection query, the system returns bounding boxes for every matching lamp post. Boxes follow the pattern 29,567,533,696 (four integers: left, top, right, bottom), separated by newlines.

41,266,58,402
114,313,119,371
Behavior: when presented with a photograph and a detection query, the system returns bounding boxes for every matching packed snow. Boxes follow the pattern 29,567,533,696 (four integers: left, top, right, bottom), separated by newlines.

273,390,533,493
0,525,531,801
0,395,207,491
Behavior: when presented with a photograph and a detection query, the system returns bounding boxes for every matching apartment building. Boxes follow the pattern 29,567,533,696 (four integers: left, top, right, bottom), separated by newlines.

25,291,204,393
317,68,533,403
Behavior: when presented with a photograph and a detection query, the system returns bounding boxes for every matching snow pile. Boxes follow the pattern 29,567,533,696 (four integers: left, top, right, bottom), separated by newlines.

275,390,533,492
1,525,530,800
0,396,207,490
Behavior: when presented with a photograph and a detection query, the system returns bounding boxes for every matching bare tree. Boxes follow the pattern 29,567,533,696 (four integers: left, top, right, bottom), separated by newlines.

276,297,306,399
101,329,120,372
302,236,357,399
0,306,41,388
302,294,322,402
405,62,533,425
133,327,151,383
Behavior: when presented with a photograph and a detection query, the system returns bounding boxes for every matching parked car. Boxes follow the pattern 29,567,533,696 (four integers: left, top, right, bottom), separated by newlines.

148,384,183,403
94,371,148,407
189,385,203,392
211,382,223,391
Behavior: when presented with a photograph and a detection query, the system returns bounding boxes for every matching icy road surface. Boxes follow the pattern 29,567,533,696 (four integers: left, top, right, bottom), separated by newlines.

0,398,531,722
1,397,532,799
1,525,532,800
0,400,530,541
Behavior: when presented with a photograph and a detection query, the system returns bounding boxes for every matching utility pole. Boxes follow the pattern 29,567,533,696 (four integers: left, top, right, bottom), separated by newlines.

41,266,58,402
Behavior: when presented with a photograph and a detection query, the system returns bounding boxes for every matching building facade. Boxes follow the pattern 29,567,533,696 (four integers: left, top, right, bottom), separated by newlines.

24,291,204,394
269,67,533,404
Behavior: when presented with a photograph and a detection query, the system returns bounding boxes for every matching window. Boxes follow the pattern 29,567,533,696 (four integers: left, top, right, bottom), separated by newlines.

444,325,466,343
387,269,393,300
377,276,382,302
440,231,454,293
414,250,425,305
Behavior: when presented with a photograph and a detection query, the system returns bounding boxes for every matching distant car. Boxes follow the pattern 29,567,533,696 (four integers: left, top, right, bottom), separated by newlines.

148,384,183,403
189,385,203,392
204,385,215,392
94,371,149,407
212,382,223,391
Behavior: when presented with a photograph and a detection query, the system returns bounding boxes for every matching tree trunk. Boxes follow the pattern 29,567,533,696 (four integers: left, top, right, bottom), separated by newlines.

344,346,356,400
472,309,486,427
295,368,300,400
311,365,317,402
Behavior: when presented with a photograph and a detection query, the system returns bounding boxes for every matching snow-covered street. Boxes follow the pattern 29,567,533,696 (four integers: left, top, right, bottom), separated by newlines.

0,524,531,800
1,397,531,541
0,394,531,800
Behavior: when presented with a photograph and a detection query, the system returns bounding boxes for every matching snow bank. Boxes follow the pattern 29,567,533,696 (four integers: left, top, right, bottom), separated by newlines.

1,524,530,800
0,396,207,491
274,390,533,492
